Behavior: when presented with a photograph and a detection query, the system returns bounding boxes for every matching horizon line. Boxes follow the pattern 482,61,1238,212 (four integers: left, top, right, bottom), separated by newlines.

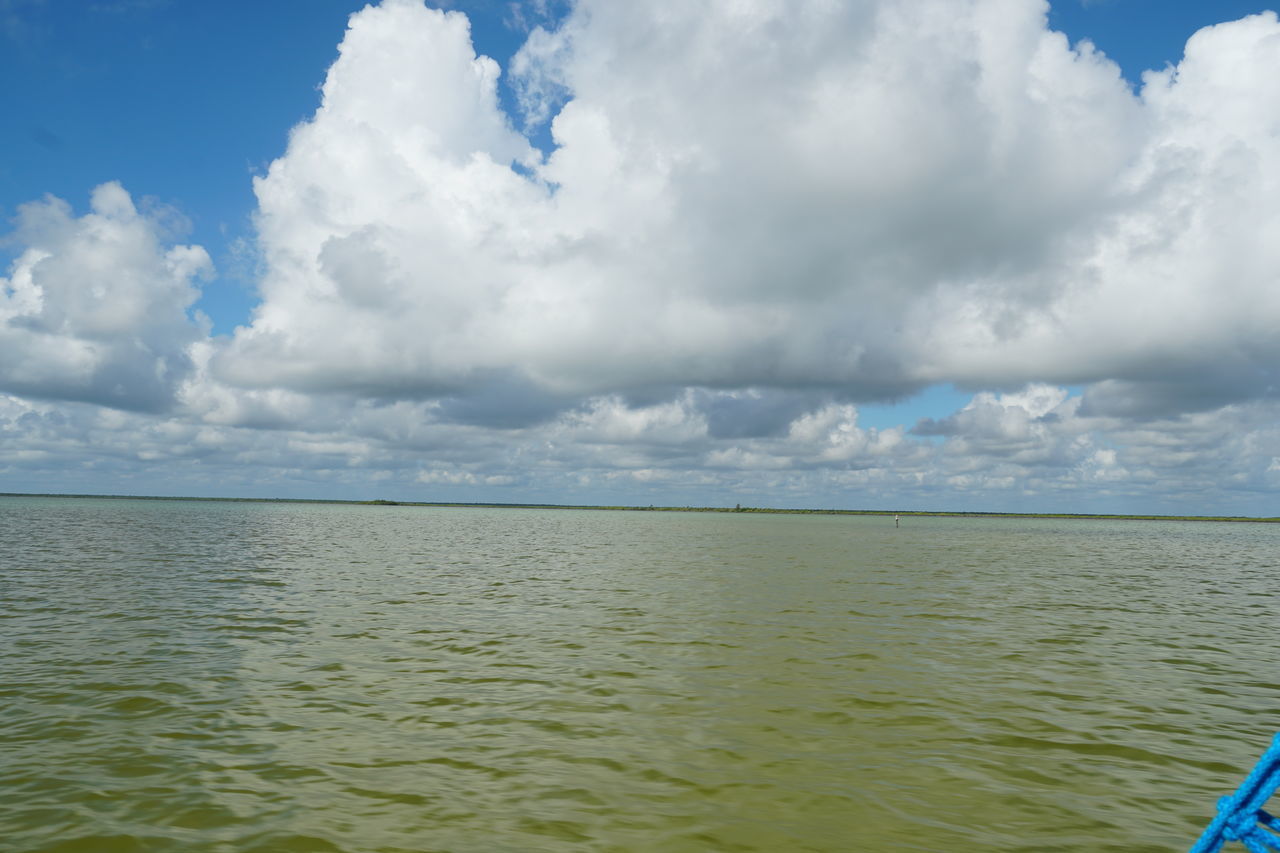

2,492,1276,524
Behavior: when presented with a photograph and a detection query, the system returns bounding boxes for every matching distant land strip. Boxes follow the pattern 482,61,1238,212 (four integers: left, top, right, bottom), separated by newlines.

2,492,1276,524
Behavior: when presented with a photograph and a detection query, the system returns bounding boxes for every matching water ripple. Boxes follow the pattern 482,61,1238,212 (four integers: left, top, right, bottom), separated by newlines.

4,499,1280,851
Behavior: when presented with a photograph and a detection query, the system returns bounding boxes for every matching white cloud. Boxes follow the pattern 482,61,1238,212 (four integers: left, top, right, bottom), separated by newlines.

207,1,1280,421
0,182,211,411
5,378,1280,513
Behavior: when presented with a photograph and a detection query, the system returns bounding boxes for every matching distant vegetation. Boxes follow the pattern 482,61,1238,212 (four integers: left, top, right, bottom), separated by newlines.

2,492,1276,523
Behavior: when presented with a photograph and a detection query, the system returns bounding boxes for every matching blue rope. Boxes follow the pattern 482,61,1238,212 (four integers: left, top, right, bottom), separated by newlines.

1192,733,1280,852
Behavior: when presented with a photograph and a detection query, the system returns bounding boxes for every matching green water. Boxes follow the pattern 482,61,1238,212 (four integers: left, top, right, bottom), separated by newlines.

3,497,1278,852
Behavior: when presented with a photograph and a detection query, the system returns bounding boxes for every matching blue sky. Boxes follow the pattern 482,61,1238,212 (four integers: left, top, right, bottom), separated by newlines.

2,0,1279,513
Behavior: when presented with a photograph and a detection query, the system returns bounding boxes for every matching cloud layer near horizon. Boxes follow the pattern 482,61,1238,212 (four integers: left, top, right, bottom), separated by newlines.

3,0,1280,510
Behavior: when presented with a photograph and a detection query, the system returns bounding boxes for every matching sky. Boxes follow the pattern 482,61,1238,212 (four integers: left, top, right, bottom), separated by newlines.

2,0,1279,514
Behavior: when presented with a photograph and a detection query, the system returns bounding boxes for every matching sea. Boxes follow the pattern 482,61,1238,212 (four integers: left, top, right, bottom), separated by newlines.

3,495,1279,852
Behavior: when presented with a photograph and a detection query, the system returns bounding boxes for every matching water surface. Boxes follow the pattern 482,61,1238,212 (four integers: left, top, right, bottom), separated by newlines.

3,497,1278,851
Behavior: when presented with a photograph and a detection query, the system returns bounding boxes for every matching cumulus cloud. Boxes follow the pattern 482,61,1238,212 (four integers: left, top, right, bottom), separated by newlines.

6,378,1280,513
208,0,1280,425
0,182,211,411
215,0,543,398
929,9,1280,401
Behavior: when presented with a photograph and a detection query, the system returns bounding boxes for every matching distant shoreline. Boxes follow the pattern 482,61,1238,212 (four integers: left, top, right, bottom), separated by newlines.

2,492,1276,524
